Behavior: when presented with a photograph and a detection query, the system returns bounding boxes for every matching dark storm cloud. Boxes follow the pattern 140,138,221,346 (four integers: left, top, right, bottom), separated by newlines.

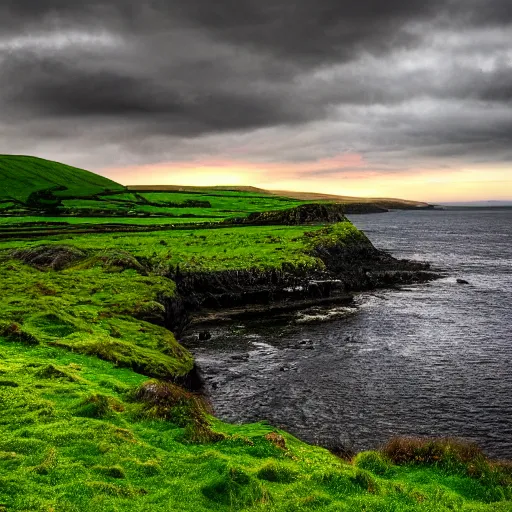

4,60,312,132
0,0,511,171
169,0,446,65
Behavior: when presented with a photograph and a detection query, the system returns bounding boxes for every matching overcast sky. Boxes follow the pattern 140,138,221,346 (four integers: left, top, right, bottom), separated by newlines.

1,1,511,200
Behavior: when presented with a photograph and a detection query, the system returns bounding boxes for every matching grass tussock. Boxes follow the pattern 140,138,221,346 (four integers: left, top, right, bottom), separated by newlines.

265,432,288,451
35,364,81,382
383,436,488,474
32,447,58,475
91,464,126,479
135,380,225,443
10,245,87,270
52,337,190,380
350,468,380,494
354,450,392,476
77,393,125,418
256,461,297,483
384,436,485,465
382,437,512,493
72,249,145,273
0,321,39,345
202,465,272,507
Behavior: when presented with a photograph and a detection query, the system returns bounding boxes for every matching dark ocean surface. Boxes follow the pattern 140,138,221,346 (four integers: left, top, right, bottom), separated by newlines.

186,209,512,458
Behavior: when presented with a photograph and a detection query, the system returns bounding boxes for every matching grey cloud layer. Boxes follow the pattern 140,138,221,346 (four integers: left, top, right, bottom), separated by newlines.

0,0,511,172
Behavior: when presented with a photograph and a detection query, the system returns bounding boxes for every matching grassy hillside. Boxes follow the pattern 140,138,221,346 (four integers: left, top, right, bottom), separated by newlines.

128,185,429,208
0,155,124,202
266,189,428,207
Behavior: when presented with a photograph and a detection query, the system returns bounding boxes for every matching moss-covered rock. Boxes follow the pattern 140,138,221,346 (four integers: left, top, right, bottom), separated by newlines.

229,203,348,226
10,245,87,270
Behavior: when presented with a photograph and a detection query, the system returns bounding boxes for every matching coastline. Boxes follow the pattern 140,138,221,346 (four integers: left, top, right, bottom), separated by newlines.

166,236,440,339
2,216,510,510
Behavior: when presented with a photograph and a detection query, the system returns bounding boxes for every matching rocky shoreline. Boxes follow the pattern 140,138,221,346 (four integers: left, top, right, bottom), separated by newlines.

163,237,441,341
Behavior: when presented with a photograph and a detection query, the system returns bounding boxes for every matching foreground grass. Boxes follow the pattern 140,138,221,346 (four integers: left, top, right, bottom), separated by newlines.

1,339,511,511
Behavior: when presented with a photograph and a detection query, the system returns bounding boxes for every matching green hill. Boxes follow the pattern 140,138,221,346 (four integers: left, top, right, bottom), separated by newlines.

0,155,124,202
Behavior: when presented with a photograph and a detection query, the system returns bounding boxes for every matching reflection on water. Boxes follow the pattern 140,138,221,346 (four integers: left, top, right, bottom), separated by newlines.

186,209,512,458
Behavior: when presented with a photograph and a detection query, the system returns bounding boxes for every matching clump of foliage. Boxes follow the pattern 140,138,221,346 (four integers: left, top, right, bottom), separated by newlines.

384,437,485,470
256,461,297,482
353,450,392,476
135,380,225,443
26,186,64,212
10,244,87,270
77,393,125,418
201,465,271,507
73,249,145,273
0,321,39,345
382,437,512,487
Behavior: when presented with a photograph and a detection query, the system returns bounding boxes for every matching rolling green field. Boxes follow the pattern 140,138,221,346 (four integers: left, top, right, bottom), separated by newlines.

0,156,308,222
0,156,511,510
57,191,306,219
0,224,352,272
0,216,214,226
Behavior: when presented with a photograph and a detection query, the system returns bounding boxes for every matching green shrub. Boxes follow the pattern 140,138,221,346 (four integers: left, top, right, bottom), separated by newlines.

135,379,224,444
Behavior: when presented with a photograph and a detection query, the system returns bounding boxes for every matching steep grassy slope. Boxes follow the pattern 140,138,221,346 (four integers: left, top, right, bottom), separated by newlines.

0,155,124,202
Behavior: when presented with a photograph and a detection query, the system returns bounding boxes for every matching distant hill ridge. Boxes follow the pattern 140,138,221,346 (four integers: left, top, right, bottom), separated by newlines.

0,154,427,209
127,184,429,208
0,155,124,202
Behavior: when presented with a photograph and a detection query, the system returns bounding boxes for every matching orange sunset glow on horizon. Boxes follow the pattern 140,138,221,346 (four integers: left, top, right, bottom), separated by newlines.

100,157,512,203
